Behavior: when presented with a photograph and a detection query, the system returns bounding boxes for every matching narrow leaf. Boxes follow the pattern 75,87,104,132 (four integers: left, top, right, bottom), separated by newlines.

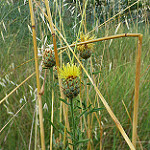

59,98,70,105
76,139,89,144
92,71,101,74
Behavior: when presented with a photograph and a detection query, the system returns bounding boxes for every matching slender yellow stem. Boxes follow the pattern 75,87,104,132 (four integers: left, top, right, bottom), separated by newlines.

0,72,35,105
50,69,54,150
44,0,62,141
122,100,143,150
132,34,143,148
58,33,142,51
28,1,45,150
0,102,27,133
85,61,91,150
71,0,88,63
63,127,67,149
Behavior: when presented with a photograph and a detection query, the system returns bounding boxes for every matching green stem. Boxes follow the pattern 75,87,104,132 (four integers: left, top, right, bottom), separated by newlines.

70,98,76,150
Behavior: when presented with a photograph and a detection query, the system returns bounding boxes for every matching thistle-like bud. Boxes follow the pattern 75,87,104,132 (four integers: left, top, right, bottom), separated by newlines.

77,33,95,59
43,49,56,68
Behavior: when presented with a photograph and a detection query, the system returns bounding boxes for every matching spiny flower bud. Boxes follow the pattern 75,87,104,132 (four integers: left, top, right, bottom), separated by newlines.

43,49,56,68
77,33,95,59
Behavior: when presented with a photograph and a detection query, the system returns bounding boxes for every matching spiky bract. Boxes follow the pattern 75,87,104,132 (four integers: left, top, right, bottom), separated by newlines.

43,49,56,68
59,63,80,99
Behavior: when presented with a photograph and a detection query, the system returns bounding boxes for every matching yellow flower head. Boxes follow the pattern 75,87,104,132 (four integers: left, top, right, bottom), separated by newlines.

77,33,95,51
59,63,80,79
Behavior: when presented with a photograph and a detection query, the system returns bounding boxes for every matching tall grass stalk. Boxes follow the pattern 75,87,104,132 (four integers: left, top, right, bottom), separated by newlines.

28,0,45,149
50,69,54,150
132,34,143,148
70,98,76,150
122,100,143,150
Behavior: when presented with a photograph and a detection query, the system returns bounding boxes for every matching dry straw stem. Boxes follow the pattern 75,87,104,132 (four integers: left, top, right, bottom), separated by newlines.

55,28,143,150
132,34,142,148
0,102,27,133
58,33,141,51
44,1,73,148
0,72,35,105
28,0,45,150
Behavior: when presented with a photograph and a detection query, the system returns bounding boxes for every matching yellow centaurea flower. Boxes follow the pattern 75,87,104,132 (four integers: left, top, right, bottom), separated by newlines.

59,62,80,99
59,63,80,79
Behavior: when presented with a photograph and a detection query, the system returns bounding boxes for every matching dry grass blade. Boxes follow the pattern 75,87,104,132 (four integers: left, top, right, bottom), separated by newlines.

132,34,143,148
28,0,45,149
0,102,27,133
57,33,142,51
1,58,34,78
0,72,35,105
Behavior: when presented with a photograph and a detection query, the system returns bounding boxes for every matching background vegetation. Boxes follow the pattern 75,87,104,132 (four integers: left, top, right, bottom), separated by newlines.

0,0,149,149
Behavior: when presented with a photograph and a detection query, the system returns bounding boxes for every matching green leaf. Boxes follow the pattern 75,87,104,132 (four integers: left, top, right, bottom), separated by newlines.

78,104,92,117
59,98,70,105
49,121,58,131
78,108,88,117
92,71,101,74
86,107,104,115
87,104,92,109
76,106,82,109
76,139,90,144
83,75,88,78
87,82,91,85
